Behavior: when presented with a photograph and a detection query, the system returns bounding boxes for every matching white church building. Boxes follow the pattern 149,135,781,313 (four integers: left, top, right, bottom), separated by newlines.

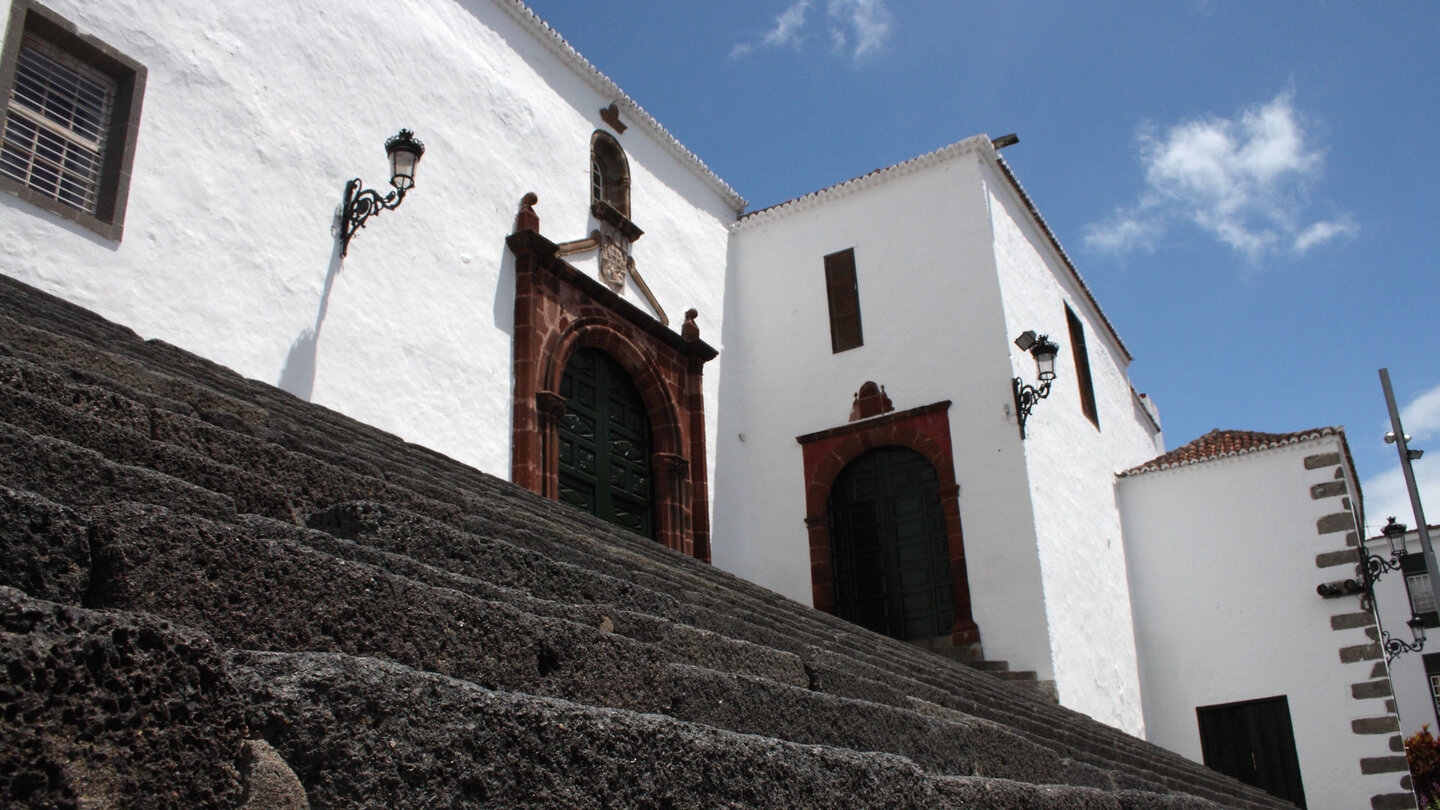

0,0,1415,807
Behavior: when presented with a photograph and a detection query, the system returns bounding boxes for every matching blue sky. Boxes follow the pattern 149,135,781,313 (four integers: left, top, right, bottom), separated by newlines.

524,0,1440,537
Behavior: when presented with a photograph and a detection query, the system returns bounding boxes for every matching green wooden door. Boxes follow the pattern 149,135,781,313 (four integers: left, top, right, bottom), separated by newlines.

828,446,955,641
557,348,653,537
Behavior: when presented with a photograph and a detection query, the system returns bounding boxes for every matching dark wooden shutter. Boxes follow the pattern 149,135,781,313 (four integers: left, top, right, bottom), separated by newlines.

1065,304,1099,428
824,248,863,353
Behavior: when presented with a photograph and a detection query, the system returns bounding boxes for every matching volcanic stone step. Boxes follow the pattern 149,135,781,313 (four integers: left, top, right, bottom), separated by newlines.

295,503,1240,799
0,350,474,525
235,512,811,689
0,487,91,605
0,421,236,521
229,649,1217,810
0,382,297,521
81,501,677,714
0,587,249,809
308,504,1129,750
5,494,1180,796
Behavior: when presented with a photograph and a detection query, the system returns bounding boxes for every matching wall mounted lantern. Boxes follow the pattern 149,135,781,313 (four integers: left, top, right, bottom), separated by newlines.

1318,517,1427,661
338,129,425,257
1012,330,1060,439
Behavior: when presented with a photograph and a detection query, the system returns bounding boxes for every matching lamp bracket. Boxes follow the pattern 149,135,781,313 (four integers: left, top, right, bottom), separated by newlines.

1382,625,1425,663
339,178,408,257
1012,377,1052,440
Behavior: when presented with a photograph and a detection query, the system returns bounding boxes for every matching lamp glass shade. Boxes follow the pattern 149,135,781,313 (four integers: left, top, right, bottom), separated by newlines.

385,129,424,192
1383,519,1408,557
389,148,418,191
1032,338,1059,382
1410,616,1427,645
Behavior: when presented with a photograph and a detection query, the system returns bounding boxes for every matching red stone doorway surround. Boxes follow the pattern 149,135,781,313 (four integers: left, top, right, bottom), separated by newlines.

796,401,979,644
507,229,716,561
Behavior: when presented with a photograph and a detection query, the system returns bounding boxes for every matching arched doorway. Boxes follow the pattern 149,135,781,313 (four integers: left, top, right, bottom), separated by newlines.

827,445,955,641
556,347,653,537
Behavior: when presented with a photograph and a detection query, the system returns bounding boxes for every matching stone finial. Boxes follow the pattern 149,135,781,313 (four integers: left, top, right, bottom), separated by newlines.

600,102,627,134
681,309,700,341
513,192,539,234
849,381,894,422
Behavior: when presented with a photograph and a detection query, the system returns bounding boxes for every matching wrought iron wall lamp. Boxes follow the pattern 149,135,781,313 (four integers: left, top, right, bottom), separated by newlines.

1317,517,1427,661
1011,330,1060,439
338,129,425,257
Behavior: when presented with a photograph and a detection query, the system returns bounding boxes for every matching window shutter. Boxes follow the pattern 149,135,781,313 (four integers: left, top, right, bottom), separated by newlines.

1065,304,1099,428
824,249,863,353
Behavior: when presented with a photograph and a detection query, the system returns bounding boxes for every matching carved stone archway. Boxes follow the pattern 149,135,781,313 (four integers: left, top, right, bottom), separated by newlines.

796,400,978,644
508,228,715,560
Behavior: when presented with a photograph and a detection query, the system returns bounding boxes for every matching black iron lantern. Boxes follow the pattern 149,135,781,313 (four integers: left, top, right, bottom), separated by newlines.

385,129,424,192
339,128,426,256
1012,331,1061,440
1030,334,1059,382
1382,517,1409,558
1410,615,1428,646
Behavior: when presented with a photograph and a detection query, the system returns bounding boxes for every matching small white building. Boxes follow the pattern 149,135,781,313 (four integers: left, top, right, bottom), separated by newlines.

1118,428,1410,809
1372,523,1440,742
714,140,1164,731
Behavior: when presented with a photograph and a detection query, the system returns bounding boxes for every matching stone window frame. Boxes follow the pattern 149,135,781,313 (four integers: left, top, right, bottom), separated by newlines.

795,400,978,645
589,130,638,239
0,0,146,241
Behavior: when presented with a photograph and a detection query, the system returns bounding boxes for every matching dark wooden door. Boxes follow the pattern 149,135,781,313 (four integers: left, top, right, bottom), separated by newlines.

828,446,954,641
557,348,652,537
1197,696,1307,808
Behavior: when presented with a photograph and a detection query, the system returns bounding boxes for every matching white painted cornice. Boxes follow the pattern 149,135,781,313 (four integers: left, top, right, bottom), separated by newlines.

731,135,992,231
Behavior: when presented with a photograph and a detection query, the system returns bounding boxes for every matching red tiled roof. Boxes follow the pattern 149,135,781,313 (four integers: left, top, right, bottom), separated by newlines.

1120,427,1345,477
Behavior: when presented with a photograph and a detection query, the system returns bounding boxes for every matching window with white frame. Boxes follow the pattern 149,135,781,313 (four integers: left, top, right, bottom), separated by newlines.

0,1,145,240
1409,573,1437,614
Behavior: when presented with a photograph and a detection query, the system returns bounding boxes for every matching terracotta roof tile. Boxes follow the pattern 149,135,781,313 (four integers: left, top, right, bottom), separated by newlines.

1121,427,1345,477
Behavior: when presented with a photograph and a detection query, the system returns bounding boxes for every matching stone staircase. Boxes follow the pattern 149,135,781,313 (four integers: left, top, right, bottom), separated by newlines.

0,272,1298,809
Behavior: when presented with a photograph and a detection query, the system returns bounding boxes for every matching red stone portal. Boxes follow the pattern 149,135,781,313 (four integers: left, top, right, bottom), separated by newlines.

507,229,715,561
796,401,978,645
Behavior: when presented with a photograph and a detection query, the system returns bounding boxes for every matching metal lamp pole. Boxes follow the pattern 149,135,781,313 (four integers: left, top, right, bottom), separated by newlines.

1379,368,1438,600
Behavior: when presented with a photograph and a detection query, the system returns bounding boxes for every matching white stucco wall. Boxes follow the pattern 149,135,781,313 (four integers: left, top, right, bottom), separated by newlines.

1119,436,1401,810
0,0,737,486
985,162,1162,734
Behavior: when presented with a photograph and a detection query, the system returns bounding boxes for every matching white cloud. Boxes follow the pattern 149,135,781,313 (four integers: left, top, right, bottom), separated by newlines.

1400,383,1440,442
731,2,811,60
1362,464,1439,538
1083,91,1357,262
1082,211,1161,254
826,0,891,58
1292,217,1359,253
731,0,890,61
1361,381,1440,536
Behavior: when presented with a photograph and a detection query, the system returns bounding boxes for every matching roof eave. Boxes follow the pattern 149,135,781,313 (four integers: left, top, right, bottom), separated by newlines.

497,0,747,213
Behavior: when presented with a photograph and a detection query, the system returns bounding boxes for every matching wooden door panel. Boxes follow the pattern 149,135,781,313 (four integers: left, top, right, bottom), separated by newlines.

558,348,653,538
828,447,955,641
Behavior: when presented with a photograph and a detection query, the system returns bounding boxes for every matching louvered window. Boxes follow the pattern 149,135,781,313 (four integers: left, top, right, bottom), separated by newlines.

2,36,114,214
824,248,863,353
0,1,146,240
